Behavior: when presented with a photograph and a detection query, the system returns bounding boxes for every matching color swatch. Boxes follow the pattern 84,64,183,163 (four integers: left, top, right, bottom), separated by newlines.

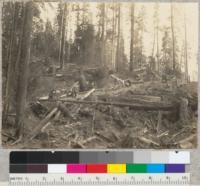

107,164,126,173
10,151,189,174
67,164,86,173
10,164,186,173
126,164,147,173
86,164,107,173
10,151,190,164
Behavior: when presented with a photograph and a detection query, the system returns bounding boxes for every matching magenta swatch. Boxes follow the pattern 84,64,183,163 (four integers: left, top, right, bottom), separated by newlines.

67,164,86,173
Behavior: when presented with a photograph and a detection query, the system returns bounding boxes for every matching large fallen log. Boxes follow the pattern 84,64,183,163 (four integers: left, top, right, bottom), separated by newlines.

97,95,161,105
40,99,177,111
132,95,161,102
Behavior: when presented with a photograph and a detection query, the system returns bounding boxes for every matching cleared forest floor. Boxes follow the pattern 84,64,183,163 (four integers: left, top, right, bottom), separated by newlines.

2,57,198,149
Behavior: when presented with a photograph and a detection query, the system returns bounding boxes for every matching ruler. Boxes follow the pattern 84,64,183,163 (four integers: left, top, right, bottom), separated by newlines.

10,173,190,186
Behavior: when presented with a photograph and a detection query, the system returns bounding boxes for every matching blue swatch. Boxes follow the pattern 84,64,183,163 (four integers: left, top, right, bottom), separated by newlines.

147,164,165,173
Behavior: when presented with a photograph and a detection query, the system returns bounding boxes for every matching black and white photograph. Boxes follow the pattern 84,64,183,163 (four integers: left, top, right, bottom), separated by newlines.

1,1,198,149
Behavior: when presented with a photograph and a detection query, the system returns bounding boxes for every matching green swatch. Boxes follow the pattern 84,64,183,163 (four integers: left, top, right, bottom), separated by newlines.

126,164,147,173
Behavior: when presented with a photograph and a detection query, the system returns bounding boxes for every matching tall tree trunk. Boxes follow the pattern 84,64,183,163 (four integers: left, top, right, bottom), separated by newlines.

44,23,49,63
154,3,160,72
111,3,116,69
101,3,105,66
76,4,80,27
156,16,159,72
116,3,121,72
15,3,25,84
171,3,176,71
66,5,72,63
151,25,155,57
67,32,71,64
129,3,135,72
59,3,67,69
15,2,33,137
58,3,64,68
140,18,144,69
3,3,17,125
184,13,189,83
82,3,87,24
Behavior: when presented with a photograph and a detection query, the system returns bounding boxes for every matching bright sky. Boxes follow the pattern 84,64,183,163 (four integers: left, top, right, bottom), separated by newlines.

38,2,199,81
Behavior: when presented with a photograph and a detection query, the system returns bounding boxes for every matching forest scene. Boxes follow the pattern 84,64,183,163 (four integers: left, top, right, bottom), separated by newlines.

1,1,198,149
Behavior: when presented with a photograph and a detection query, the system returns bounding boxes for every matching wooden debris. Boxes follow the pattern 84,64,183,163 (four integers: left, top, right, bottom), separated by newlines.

54,110,61,121
156,111,163,133
67,81,79,97
180,142,193,149
151,70,162,80
30,101,48,118
157,130,169,138
110,74,126,84
82,136,97,144
41,111,61,132
95,131,113,143
110,74,131,87
133,67,146,73
40,99,176,111
129,80,144,84
58,103,75,120
138,136,160,146
71,141,86,148
70,88,96,115
133,95,161,102
56,73,64,77
66,132,76,139
26,107,58,141
171,128,186,139
38,96,49,101
174,134,196,145
2,132,16,141
11,135,23,146
78,88,95,100
41,122,51,132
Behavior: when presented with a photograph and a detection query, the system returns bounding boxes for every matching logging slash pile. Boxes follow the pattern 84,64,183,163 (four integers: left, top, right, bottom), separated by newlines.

3,63,197,149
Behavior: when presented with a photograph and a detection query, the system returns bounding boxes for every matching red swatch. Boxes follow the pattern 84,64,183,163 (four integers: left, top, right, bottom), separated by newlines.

87,164,107,173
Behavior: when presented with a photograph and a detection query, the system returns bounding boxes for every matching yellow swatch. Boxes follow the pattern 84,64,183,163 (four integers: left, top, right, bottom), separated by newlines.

107,164,126,173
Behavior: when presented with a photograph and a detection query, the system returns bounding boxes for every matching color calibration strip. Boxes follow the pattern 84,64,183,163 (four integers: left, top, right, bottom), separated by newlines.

10,164,185,173
10,151,190,164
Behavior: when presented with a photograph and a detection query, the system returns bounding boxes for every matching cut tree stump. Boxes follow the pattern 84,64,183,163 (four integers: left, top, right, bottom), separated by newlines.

179,97,189,124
